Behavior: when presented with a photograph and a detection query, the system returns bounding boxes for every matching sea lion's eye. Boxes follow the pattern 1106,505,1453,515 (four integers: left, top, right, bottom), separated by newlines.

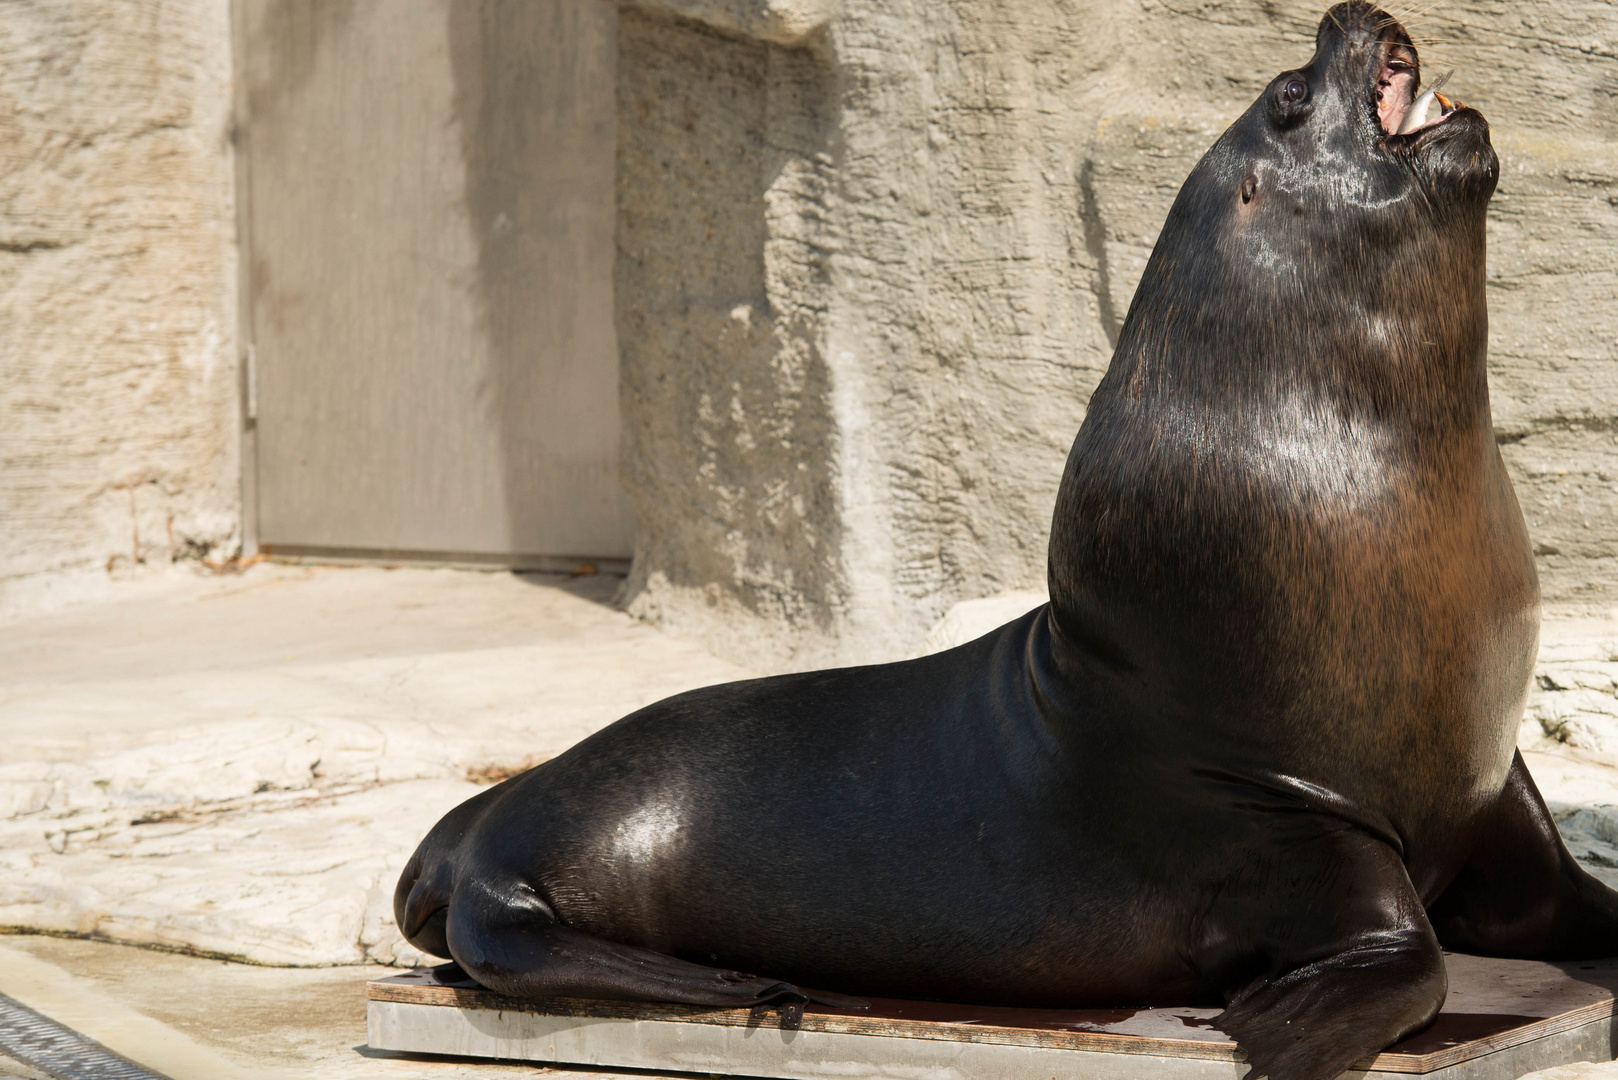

1270,73,1313,124
1241,175,1258,204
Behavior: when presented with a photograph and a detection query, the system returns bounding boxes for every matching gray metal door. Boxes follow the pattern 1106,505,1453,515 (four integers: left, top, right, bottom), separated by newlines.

238,0,632,565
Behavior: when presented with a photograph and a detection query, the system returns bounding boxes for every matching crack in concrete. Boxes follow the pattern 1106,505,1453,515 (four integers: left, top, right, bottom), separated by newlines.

1078,159,1122,352
1497,415,1618,444
0,239,68,254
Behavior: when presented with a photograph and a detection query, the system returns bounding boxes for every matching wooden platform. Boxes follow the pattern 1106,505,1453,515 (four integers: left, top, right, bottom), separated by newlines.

367,953,1618,1080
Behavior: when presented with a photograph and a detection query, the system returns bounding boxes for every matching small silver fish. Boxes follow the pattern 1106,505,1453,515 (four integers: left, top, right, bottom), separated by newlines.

1398,70,1454,135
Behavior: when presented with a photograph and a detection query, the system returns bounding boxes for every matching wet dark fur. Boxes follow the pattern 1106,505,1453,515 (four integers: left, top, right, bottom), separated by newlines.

395,6,1618,1079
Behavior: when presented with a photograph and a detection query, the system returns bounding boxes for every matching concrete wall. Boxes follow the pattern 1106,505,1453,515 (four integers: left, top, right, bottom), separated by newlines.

615,5,845,662
617,0,1618,669
0,1,240,617
0,0,1613,666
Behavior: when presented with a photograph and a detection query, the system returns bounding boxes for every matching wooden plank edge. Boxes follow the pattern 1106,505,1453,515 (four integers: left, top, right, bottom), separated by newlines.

1361,999,1616,1075
366,980,1617,1074
367,983,1238,1061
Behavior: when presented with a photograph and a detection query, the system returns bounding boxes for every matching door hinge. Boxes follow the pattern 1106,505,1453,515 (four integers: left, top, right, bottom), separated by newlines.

246,343,258,423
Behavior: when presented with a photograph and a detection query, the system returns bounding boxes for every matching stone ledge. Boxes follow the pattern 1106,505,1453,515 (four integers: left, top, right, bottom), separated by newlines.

620,0,838,46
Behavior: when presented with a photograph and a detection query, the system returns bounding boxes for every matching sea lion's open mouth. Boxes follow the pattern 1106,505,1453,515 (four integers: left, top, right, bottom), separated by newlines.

1375,37,1459,137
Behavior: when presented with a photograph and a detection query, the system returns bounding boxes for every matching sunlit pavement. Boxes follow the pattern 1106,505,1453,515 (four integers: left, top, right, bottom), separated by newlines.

6,566,1618,1077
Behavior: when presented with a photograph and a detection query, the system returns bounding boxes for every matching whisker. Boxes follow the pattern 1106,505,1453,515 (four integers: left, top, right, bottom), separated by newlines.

1409,17,1593,58
1391,17,1446,36
1409,0,1450,17
1155,3,1318,34
1374,0,1450,45
1371,11,1440,34
1389,0,1446,16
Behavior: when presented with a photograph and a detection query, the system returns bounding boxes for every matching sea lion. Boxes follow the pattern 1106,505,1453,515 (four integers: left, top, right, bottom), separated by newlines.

395,5,1618,1078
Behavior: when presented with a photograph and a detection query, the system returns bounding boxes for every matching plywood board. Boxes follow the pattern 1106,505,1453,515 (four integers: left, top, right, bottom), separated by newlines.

367,953,1618,1080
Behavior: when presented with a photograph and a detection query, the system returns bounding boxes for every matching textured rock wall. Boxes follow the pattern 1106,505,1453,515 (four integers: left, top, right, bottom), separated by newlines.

3,0,1612,663
618,0,1618,668
616,7,847,662
0,1,240,617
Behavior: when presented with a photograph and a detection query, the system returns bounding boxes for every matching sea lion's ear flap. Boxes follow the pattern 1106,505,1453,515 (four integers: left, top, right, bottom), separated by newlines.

1269,71,1314,128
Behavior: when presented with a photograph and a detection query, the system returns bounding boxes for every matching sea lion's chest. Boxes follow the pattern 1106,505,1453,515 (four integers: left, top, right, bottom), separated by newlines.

1053,402,1538,882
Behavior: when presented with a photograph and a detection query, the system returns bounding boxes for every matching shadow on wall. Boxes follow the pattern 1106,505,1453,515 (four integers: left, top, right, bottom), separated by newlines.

447,0,635,561
610,7,847,663
242,0,357,135
242,0,633,561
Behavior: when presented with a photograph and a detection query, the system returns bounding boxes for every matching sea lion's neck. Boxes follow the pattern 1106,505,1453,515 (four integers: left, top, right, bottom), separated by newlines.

1045,345,1499,649
1045,265,1503,722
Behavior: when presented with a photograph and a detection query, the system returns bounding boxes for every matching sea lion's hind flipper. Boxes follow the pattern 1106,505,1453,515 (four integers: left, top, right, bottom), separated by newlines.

1198,827,1445,1080
444,889,868,1013
1429,750,1618,958
795,985,874,1010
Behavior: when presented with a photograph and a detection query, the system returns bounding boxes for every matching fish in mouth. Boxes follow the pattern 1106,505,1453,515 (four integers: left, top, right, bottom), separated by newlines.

1389,63,1455,135
1375,35,1459,137
1359,10,1498,201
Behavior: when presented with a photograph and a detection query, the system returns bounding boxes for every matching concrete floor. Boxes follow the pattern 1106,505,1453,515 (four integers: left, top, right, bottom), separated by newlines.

0,562,754,968
0,561,756,1076
0,933,629,1078
7,563,1618,1079
7,931,1618,1080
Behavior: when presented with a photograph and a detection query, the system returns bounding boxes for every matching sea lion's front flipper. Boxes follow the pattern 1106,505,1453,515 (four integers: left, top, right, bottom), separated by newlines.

1198,826,1446,1080
441,879,867,1014
1428,750,1618,958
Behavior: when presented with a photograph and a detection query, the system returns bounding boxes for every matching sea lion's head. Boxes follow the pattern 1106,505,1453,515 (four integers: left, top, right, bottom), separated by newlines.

1059,0,1501,487
1092,0,1500,386
1195,1,1498,260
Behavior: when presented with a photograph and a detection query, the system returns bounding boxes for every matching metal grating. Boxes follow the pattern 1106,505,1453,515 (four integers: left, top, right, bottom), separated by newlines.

0,993,168,1080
